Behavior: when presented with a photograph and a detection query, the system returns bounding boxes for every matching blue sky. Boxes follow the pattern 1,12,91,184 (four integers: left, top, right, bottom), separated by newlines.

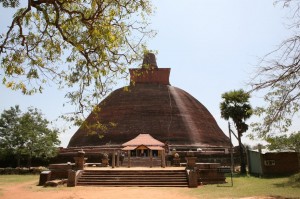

0,0,298,147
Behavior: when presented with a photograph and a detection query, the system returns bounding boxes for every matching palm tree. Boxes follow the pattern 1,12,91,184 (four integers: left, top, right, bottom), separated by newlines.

220,89,252,174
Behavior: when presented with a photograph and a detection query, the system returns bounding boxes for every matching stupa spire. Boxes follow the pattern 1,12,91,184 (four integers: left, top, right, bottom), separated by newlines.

129,52,170,85
142,52,158,69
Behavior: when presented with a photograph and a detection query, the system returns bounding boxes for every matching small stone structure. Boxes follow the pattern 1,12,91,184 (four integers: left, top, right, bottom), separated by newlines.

74,150,87,170
39,150,87,186
196,163,225,185
101,153,109,167
173,153,181,167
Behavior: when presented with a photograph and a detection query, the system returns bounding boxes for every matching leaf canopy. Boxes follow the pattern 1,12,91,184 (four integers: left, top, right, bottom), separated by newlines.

0,0,155,123
0,106,60,165
220,89,253,135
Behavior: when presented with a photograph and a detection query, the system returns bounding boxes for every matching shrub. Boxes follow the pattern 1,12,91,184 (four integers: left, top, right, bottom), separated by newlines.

0,167,47,175
288,172,300,187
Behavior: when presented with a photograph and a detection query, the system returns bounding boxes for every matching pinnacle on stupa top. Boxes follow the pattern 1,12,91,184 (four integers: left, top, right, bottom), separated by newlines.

142,52,158,69
129,52,170,85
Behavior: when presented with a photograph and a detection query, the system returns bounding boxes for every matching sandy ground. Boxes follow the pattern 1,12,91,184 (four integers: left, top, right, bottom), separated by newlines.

0,179,199,199
0,179,284,199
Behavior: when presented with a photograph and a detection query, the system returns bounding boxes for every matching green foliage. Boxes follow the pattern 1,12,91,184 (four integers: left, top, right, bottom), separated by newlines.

0,167,46,175
288,172,300,187
0,106,60,167
220,89,253,135
266,132,300,152
0,0,155,124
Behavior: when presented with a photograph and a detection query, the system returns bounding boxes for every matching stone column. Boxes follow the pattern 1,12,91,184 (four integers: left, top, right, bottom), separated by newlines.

186,157,197,169
101,153,109,167
74,150,86,170
150,149,153,168
128,150,131,168
112,151,116,168
173,153,180,167
185,150,197,169
161,149,166,168
116,151,120,167
38,170,51,186
188,170,198,188
67,170,76,187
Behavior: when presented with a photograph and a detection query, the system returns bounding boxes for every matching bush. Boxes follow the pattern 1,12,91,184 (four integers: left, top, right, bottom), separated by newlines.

0,167,47,175
288,172,300,187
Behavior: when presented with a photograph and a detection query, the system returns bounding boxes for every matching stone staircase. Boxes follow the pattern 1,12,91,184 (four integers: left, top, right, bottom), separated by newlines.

77,169,188,187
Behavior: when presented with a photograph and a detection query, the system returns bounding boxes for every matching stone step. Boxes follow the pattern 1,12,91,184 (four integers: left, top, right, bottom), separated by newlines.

77,183,188,187
82,170,183,174
78,179,188,182
77,181,188,186
77,170,188,187
80,175,186,178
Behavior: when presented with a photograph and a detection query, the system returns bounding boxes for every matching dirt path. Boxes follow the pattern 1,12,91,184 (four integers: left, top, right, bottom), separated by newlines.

0,179,198,199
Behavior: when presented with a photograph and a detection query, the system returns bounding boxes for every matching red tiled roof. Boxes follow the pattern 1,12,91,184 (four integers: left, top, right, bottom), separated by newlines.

122,146,137,151
122,134,165,147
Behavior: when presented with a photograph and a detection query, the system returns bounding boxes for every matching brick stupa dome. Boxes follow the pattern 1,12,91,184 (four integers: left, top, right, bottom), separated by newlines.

68,53,231,149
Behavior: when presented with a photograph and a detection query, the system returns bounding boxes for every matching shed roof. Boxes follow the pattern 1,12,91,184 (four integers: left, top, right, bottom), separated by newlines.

122,134,165,147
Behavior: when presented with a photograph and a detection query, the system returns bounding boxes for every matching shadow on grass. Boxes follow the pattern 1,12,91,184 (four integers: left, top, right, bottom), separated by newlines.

273,181,300,188
273,173,300,188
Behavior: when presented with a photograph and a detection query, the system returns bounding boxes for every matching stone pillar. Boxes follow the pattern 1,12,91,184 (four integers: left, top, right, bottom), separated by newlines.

38,170,51,186
67,170,76,187
173,153,180,167
128,150,131,168
116,151,120,167
185,151,197,169
74,150,86,170
186,157,197,169
101,153,109,167
112,151,116,168
188,170,198,188
150,149,153,168
161,150,166,168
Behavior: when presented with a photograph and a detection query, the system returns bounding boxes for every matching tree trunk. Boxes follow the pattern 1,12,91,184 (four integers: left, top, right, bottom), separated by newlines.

16,154,21,168
27,154,32,168
238,133,246,174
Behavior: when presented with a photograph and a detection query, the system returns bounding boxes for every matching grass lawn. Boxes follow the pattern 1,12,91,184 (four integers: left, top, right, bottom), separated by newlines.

0,174,38,185
187,174,300,199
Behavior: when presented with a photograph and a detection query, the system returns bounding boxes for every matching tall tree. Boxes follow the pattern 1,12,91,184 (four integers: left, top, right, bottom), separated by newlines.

0,0,154,123
0,106,60,167
250,0,300,137
0,105,22,166
220,89,253,174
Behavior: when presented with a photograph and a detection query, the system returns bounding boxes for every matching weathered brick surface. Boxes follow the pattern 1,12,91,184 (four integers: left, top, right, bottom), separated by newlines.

68,84,231,148
68,58,230,149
